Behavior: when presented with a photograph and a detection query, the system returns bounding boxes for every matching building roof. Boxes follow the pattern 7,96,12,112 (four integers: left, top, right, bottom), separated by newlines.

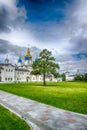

0,63,15,67
15,68,29,72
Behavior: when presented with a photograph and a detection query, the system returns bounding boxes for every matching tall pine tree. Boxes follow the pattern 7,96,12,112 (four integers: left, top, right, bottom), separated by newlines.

31,49,60,86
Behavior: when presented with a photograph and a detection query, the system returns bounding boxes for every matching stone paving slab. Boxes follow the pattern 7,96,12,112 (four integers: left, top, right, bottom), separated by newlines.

0,90,87,130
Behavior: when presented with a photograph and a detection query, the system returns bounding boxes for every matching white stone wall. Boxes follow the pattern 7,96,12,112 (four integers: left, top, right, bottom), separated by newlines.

15,70,30,82
1,65,15,82
66,76,74,81
30,75,43,82
0,64,58,83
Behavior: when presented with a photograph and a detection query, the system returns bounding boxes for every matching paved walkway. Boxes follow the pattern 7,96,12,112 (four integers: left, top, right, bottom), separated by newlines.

0,90,87,130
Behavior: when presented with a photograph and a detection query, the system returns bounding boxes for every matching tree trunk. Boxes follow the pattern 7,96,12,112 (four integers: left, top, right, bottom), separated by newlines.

43,73,46,86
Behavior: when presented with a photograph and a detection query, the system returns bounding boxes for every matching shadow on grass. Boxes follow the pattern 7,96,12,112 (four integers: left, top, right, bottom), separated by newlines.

19,82,60,87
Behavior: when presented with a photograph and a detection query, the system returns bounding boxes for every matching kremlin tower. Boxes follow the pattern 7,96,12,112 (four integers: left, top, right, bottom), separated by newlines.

25,48,32,66
17,48,32,67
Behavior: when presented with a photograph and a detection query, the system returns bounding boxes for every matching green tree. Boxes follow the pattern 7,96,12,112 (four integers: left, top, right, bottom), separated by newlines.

74,75,82,81
61,73,66,81
84,73,87,81
31,49,60,86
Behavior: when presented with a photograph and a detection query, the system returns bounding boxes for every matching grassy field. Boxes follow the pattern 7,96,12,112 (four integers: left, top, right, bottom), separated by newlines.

0,82,87,114
0,105,30,130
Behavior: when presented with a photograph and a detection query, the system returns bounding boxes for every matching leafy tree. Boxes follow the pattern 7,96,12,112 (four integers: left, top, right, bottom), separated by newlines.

53,72,60,78
81,75,84,81
61,73,66,81
31,49,60,86
74,75,82,81
74,74,87,82
84,73,87,81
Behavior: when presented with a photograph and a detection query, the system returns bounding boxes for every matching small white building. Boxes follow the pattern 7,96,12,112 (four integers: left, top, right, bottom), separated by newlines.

0,57,15,82
65,72,75,81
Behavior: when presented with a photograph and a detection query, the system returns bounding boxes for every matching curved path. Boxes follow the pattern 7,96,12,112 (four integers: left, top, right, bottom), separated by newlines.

0,90,87,130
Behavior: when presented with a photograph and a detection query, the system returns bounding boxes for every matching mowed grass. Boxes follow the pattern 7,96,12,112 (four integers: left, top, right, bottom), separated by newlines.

0,105,30,130
0,82,87,114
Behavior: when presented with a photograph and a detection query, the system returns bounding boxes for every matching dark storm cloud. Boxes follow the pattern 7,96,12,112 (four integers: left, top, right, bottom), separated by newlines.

0,39,41,59
70,36,87,53
0,0,27,33
0,39,26,55
0,7,11,32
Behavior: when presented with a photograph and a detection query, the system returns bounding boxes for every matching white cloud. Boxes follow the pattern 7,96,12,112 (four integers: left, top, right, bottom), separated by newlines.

0,0,87,53
0,28,39,47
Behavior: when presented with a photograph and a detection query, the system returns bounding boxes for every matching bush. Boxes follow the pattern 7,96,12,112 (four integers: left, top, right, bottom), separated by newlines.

84,73,87,81
74,75,82,81
74,73,87,82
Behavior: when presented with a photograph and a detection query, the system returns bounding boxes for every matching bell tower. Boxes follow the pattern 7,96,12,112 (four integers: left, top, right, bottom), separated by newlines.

25,48,32,65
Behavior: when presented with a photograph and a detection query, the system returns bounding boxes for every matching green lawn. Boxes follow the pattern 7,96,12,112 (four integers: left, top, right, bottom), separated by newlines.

0,82,87,114
0,105,30,130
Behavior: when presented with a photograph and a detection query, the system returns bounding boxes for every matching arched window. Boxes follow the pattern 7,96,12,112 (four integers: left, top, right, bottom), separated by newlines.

5,77,7,81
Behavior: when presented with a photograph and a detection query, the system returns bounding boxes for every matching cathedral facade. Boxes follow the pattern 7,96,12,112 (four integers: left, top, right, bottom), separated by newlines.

0,48,57,83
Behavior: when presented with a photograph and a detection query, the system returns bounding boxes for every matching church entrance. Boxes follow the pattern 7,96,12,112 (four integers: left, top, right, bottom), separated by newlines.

26,77,30,82
0,76,1,82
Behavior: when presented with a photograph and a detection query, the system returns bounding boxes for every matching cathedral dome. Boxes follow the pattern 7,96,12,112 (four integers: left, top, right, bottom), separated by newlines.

18,56,22,63
25,56,30,61
25,48,32,61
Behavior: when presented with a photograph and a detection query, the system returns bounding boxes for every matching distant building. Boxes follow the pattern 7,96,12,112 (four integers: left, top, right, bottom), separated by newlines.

0,55,15,82
76,69,80,75
65,72,75,81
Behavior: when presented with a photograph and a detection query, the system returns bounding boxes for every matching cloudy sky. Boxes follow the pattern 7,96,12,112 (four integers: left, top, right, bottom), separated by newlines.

0,0,87,74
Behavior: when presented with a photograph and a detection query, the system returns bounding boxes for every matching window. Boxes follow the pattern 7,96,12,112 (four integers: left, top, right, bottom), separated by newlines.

5,78,7,81
9,69,10,72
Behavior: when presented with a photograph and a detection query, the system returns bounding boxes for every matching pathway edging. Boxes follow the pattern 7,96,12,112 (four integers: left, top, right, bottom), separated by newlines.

0,101,41,130
0,90,87,130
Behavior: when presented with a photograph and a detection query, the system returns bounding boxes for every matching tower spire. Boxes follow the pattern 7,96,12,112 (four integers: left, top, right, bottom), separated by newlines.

26,48,30,57
26,48,32,60
5,56,9,64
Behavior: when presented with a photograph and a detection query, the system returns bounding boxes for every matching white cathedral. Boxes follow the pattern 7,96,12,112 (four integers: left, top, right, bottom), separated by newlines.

0,48,57,83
